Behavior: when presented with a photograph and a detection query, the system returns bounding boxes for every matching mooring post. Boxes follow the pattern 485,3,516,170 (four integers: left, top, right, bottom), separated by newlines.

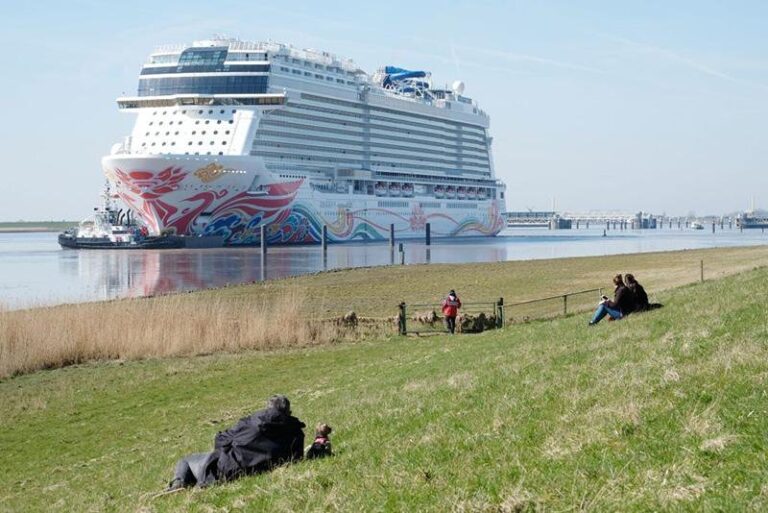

389,224,395,248
322,225,328,252
700,260,704,283
496,297,504,328
586,220,589,229
712,222,715,234
260,225,267,258
398,243,405,265
398,302,407,335
425,222,431,246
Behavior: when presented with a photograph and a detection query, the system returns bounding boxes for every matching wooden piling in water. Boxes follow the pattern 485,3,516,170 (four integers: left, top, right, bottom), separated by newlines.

260,225,267,258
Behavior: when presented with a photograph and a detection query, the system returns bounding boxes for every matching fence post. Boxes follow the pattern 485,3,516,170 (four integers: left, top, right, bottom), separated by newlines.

260,225,267,258
399,243,405,265
322,225,328,252
496,297,504,327
700,260,704,283
398,302,407,335
563,294,568,316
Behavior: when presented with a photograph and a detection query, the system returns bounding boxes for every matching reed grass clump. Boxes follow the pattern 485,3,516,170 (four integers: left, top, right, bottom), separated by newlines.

0,290,359,378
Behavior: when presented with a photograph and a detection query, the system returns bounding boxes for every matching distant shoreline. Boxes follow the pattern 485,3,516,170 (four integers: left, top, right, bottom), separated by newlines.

0,222,75,233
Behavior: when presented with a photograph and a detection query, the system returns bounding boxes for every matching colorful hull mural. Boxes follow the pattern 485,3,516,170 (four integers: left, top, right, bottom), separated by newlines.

103,157,504,245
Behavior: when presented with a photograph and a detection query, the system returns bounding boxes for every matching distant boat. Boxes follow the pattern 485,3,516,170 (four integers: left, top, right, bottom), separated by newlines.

737,212,768,229
691,221,704,230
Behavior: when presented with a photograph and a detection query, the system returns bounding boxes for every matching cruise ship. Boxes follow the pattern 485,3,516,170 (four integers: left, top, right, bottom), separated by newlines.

103,38,506,244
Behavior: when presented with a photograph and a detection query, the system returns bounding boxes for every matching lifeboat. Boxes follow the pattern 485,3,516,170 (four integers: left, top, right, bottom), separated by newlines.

388,183,401,196
477,188,487,200
467,187,477,200
375,182,387,196
434,185,445,198
457,186,467,199
401,183,414,197
445,186,457,199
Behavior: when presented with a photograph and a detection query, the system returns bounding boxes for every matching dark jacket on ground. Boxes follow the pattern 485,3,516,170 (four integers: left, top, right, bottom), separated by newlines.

607,284,635,315
628,282,649,311
198,407,306,485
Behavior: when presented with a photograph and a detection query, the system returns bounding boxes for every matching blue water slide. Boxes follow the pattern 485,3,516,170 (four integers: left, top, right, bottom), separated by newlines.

383,66,427,87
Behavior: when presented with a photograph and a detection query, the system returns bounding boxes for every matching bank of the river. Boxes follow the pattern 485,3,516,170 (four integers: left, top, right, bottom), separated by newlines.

1,261,767,511
2,245,768,379
0,221,75,233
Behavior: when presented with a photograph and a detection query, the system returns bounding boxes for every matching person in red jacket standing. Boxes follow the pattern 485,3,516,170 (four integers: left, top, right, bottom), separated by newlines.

441,289,462,334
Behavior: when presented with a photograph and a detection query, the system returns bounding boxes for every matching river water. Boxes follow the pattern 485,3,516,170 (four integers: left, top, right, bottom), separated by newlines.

1,227,765,309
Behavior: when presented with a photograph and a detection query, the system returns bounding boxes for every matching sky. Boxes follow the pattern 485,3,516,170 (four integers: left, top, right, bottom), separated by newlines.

1,0,767,220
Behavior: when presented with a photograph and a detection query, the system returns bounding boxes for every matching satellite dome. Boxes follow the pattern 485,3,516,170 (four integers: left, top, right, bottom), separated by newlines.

451,80,465,95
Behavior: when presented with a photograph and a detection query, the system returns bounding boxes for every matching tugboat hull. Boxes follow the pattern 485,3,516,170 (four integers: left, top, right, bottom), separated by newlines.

58,234,184,250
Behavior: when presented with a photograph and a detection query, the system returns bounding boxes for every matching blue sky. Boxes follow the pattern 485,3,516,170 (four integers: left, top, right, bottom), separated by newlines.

2,0,767,220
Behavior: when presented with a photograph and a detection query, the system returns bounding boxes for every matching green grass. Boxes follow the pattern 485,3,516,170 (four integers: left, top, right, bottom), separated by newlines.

2,265,768,511
187,245,768,318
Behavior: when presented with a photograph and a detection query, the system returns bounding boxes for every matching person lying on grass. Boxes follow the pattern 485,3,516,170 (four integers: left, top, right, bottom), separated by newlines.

589,273,636,325
167,394,305,490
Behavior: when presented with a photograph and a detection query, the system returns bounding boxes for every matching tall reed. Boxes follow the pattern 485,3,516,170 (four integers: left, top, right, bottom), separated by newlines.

0,290,353,378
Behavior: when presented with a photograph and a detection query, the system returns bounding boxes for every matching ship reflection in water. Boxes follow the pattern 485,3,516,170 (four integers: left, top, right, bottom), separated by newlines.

2,227,768,309
65,241,509,299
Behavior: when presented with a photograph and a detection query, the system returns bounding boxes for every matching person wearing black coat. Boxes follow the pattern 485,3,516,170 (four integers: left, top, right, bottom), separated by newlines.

168,395,305,490
589,274,636,325
625,273,649,311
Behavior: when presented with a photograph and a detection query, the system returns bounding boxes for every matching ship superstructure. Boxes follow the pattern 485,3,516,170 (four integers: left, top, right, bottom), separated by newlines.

104,38,506,244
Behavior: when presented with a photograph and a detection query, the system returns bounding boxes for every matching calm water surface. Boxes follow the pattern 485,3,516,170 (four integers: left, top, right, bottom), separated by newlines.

1,228,766,309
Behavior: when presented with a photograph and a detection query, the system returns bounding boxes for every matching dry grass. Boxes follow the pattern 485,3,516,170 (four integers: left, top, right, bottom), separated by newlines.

3,245,768,379
0,290,359,378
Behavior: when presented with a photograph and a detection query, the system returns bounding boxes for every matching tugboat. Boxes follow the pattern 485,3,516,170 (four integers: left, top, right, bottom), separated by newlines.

58,184,184,249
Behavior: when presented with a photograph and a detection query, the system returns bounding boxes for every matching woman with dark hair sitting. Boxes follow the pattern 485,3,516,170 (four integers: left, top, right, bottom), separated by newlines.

625,273,649,311
589,274,636,325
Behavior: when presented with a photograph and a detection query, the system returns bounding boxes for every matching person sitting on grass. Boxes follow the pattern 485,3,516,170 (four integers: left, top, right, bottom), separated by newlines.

625,273,650,311
305,423,333,459
589,274,635,325
167,394,305,490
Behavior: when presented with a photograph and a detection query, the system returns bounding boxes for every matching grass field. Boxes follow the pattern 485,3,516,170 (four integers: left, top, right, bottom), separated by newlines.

3,245,768,378
1,261,767,511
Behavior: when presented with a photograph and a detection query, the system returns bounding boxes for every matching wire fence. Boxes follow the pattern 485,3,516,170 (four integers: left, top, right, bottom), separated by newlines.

397,300,503,335
503,288,603,325
310,259,722,335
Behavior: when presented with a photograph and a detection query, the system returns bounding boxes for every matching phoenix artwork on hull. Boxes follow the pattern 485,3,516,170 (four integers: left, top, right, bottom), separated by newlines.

103,38,507,245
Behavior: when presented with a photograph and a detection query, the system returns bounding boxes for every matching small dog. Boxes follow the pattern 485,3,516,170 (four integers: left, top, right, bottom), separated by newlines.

305,423,333,460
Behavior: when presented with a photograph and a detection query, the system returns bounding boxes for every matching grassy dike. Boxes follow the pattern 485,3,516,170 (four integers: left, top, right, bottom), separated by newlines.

1,262,767,511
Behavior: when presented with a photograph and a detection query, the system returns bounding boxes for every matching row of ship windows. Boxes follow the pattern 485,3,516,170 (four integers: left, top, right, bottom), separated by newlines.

277,55,357,76
373,202,481,210
255,129,489,164
259,119,488,154
145,150,226,156
253,140,489,169
137,76,268,96
151,109,237,116
141,141,228,147
255,151,489,175
300,93,485,134
273,109,487,146
280,66,357,85
144,130,231,136
148,120,234,126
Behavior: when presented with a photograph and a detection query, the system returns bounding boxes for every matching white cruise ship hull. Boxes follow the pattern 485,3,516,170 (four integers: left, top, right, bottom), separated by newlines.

103,154,504,245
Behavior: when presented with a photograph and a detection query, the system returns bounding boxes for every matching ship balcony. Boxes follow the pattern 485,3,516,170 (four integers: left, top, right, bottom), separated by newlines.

117,93,286,110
